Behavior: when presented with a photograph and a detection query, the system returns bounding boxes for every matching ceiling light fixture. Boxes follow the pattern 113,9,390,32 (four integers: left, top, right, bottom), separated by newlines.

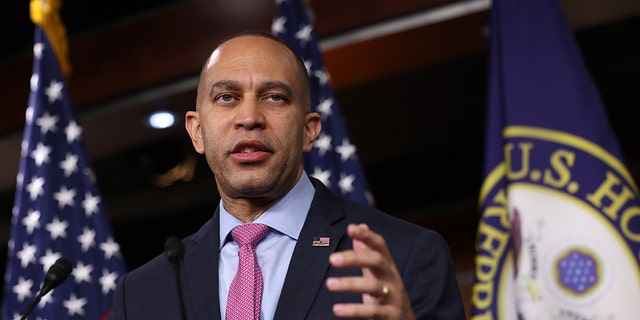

148,111,175,129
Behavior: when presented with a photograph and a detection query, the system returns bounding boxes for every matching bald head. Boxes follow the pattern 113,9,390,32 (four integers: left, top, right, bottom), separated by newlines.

196,31,311,112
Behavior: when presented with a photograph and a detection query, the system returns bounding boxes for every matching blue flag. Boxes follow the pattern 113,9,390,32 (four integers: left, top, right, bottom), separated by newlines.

272,0,374,206
472,0,640,318
2,4,127,319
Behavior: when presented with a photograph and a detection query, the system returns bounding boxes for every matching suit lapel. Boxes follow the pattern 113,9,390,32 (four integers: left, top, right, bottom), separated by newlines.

182,214,222,320
274,178,347,319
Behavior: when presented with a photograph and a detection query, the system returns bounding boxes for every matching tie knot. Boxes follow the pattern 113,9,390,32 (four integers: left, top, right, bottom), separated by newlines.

231,223,269,247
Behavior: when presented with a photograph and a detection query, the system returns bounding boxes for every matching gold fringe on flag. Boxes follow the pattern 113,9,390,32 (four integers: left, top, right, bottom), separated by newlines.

30,0,71,78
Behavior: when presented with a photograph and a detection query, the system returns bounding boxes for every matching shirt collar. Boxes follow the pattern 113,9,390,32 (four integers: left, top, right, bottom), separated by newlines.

219,173,315,249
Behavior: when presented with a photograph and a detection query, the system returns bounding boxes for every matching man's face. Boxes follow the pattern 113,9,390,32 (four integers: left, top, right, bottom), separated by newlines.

186,35,320,202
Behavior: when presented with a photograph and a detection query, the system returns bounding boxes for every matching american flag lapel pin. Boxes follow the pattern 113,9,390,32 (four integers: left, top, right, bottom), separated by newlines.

312,237,330,247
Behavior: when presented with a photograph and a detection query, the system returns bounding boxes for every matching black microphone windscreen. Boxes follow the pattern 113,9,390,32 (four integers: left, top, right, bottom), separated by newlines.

164,236,185,261
20,258,73,320
41,258,72,295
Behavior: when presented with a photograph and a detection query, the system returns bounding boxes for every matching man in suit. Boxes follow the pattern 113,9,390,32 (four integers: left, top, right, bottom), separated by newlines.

109,31,465,319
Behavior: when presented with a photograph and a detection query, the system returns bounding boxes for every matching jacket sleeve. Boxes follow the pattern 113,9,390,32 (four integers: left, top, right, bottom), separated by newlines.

400,229,467,319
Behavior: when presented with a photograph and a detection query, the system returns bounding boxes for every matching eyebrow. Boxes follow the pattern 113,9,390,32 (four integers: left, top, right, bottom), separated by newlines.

209,80,240,97
209,80,294,98
260,81,293,98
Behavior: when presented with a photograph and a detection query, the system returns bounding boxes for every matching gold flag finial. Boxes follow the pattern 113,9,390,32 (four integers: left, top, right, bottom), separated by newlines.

30,0,71,78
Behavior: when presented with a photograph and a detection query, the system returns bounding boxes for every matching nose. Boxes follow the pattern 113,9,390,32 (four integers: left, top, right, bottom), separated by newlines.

234,98,266,130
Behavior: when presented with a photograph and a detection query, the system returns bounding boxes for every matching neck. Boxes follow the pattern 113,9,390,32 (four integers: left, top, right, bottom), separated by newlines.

221,197,275,223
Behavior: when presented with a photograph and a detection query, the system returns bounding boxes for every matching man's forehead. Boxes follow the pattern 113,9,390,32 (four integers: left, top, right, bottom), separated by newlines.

205,36,287,69
204,48,221,70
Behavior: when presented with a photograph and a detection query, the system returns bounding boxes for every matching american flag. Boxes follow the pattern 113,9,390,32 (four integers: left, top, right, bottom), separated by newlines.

272,0,374,206
312,237,330,247
1,8,127,320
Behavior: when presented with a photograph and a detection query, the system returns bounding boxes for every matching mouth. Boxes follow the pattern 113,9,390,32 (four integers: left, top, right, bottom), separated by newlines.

230,140,271,163
232,140,269,154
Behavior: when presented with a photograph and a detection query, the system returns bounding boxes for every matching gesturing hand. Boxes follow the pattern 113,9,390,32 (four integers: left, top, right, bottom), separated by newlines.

326,223,416,320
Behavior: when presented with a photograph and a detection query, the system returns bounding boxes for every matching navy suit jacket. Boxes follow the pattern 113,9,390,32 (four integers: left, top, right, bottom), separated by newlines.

109,177,466,319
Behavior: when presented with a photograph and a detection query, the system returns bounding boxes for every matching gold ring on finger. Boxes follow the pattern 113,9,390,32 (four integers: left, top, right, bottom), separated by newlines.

378,284,390,301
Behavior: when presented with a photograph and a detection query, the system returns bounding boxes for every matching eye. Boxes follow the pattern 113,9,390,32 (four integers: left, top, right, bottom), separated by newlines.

215,93,236,103
266,94,287,103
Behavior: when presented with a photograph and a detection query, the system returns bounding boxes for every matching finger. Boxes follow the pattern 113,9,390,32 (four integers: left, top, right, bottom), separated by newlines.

348,224,391,257
332,303,399,319
350,223,369,252
326,276,382,296
349,224,377,280
327,277,392,307
328,247,388,271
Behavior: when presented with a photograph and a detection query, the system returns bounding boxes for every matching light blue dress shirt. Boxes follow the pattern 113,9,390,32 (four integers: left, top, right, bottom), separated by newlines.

218,174,315,320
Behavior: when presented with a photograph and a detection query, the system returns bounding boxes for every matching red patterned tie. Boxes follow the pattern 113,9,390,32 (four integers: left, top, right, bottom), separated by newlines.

225,223,269,320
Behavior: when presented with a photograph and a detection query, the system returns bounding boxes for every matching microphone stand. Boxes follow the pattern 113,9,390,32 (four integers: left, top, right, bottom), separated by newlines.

173,261,188,320
20,295,42,320
165,236,188,320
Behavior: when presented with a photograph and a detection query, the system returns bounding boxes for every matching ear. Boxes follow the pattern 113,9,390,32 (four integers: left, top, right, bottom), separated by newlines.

185,110,205,154
303,112,322,152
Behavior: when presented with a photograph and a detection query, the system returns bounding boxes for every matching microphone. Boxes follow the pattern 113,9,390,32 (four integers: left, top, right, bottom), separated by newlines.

165,236,188,320
20,258,72,320
165,236,185,263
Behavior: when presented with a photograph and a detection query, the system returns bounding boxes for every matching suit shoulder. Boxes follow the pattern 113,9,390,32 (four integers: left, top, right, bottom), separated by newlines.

342,199,425,231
